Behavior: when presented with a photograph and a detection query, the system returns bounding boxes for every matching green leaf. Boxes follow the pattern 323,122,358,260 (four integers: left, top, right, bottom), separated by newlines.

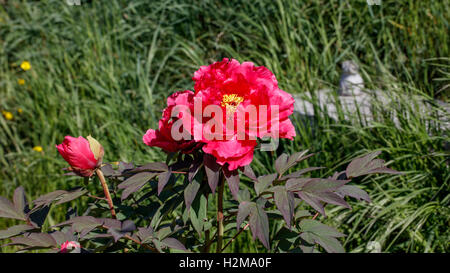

281,167,324,180
13,187,28,215
158,171,172,195
315,191,351,209
296,191,325,216
0,196,26,221
161,237,187,251
275,151,314,176
184,179,200,211
241,165,257,181
55,188,87,205
309,233,345,253
285,178,312,191
118,172,156,200
188,157,203,182
0,225,35,240
190,194,207,236
336,185,371,203
274,153,289,175
189,205,202,236
223,168,240,200
204,153,221,194
255,173,277,195
136,226,154,244
127,162,168,174
346,151,402,178
87,135,104,161
299,219,345,238
237,188,251,203
273,186,295,229
302,178,350,193
237,201,253,230
249,203,270,249
54,216,102,237
295,210,312,220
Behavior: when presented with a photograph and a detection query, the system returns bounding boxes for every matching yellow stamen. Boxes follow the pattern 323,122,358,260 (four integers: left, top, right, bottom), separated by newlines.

221,94,244,115
2,111,13,120
33,146,43,152
20,61,31,71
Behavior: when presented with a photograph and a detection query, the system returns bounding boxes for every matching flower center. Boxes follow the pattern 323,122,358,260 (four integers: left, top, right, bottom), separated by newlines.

221,94,244,115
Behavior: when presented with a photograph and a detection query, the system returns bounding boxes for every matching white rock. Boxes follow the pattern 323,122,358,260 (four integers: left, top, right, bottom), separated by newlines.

339,61,364,96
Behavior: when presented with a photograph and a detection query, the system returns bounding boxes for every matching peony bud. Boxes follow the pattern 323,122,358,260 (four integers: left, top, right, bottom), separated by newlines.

56,135,103,177
60,240,81,253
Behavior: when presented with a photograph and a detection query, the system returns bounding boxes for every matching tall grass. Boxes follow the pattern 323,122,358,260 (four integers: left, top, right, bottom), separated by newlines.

0,0,448,252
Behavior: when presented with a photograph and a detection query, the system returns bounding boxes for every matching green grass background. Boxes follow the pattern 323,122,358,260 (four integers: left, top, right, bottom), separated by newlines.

0,0,448,252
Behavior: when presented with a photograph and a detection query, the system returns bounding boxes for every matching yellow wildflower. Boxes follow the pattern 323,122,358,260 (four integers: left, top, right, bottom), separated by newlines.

18,78,25,85
18,108,23,114
2,111,13,120
20,61,31,71
33,146,43,152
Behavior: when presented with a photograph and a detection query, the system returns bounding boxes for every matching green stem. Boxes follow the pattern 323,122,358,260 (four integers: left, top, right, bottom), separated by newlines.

216,175,225,253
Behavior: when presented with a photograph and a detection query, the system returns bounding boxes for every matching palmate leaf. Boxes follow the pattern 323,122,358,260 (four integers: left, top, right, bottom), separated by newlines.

136,226,154,244
249,202,270,249
0,198,26,221
108,220,136,242
13,187,28,215
223,168,240,200
31,188,87,212
346,151,402,178
55,188,88,205
296,191,325,216
0,225,36,240
336,185,371,203
204,153,221,194
272,186,295,229
7,233,57,249
158,171,172,195
280,167,325,180
236,201,253,230
275,150,314,176
240,165,257,181
300,219,345,237
184,178,200,211
161,237,187,252
291,178,352,214
189,194,208,236
311,233,345,253
124,162,168,174
255,173,277,195
53,216,103,238
188,156,203,182
236,199,270,249
299,219,346,253
118,172,157,200
302,178,350,193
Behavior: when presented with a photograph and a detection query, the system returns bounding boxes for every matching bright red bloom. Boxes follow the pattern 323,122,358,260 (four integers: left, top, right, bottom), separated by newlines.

143,90,202,154
60,240,81,253
56,136,102,177
191,58,296,170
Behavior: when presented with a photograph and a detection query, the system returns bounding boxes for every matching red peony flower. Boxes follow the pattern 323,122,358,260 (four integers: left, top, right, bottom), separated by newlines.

60,240,81,253
143,90,202,154
56,135,103,177
190,58,296,170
